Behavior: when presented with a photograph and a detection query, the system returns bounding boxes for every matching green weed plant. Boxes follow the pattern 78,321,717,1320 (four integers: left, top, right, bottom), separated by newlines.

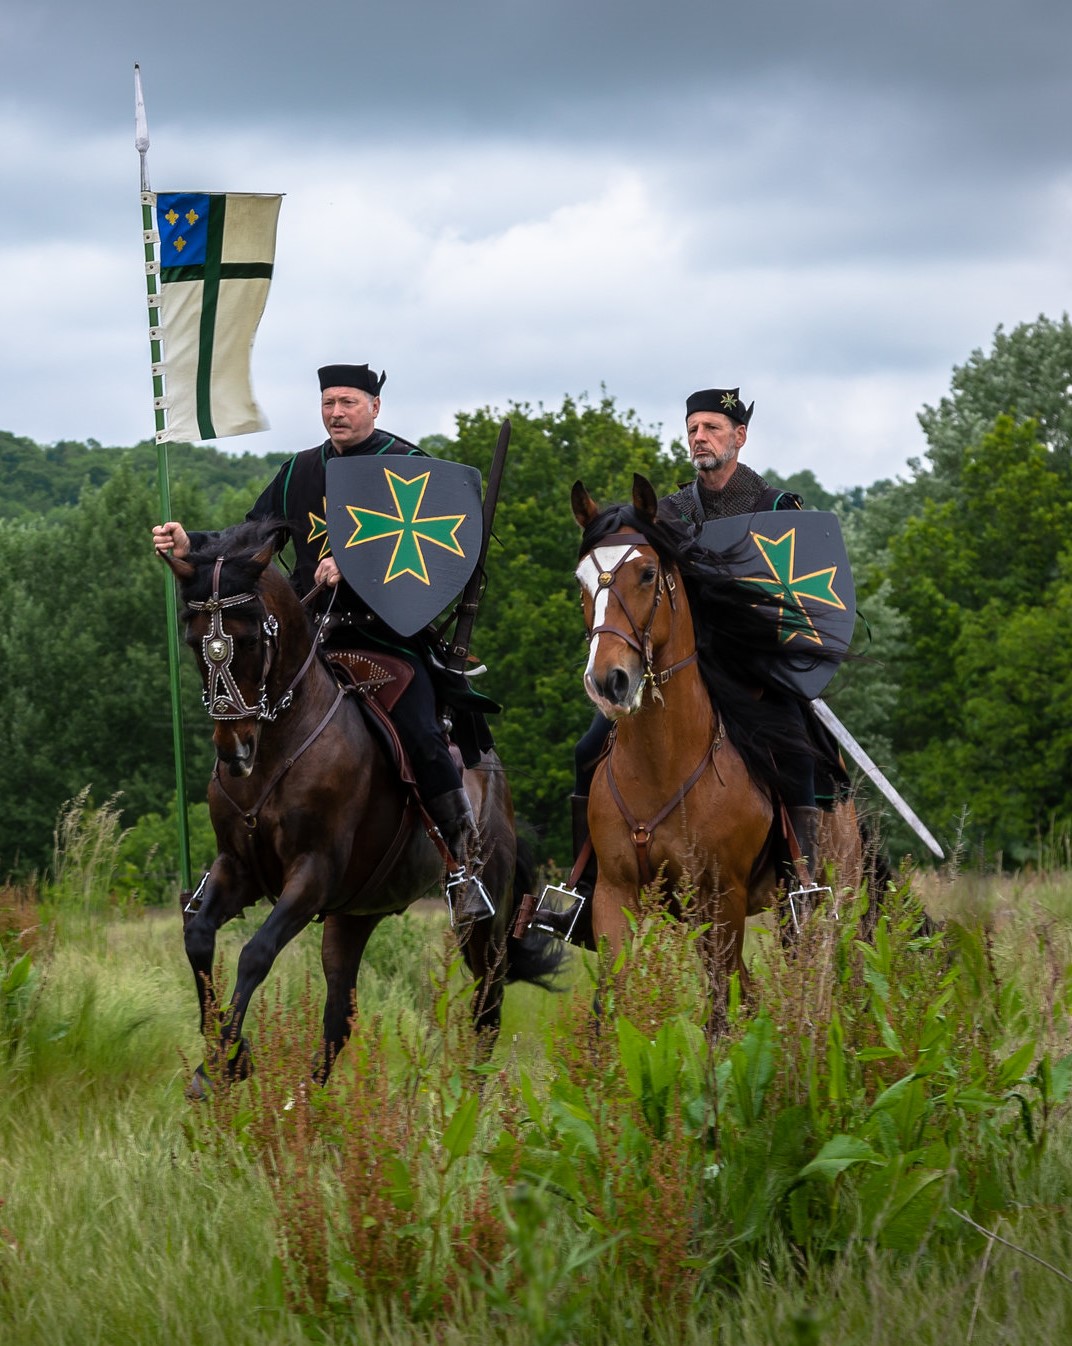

0,880,48,1073
183,877,1072,1336
3,866,1072,1343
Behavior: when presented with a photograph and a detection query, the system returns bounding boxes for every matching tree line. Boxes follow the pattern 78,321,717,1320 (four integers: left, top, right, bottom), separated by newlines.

2,313,1071,882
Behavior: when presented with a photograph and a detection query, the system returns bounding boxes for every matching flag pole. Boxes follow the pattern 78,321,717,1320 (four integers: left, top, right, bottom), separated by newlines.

136,63,193,894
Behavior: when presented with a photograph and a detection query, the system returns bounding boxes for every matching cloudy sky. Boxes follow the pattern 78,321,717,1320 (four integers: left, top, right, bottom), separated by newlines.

2,0,1070,490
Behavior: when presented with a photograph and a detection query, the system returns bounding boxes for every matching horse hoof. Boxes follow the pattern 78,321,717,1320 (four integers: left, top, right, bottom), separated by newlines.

185,1064,214,1102
227,1037,254,1082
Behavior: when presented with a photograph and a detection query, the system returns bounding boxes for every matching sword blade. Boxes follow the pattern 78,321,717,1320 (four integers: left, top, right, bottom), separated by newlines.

811,697,944,859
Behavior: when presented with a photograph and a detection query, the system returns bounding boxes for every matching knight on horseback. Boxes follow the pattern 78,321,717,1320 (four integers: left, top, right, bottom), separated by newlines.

537,383,846,946
152,361,496,928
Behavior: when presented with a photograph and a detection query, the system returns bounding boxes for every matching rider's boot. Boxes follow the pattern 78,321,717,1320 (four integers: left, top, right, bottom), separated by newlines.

785,804,830,932
427,788,495,928
789,805,821,884
533,795,596,947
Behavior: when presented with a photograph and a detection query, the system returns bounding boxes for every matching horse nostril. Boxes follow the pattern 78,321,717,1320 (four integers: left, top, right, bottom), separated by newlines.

606,668,631,705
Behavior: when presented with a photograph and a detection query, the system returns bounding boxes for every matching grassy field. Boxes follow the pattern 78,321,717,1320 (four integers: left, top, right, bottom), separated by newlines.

1,865,1071,1345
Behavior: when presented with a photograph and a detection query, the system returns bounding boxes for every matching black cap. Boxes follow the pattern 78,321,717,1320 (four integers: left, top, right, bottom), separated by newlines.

318,364,386,395
685,387,754,426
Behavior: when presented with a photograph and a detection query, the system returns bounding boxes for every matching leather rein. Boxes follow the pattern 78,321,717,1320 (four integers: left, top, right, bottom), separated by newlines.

584,531,726,886
182,567,456,918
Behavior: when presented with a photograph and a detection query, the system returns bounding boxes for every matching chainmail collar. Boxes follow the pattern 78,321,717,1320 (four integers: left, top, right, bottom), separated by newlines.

694,463,771,520
662,463,773,524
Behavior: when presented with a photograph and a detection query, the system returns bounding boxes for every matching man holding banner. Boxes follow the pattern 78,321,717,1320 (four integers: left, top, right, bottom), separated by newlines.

152,362,497,927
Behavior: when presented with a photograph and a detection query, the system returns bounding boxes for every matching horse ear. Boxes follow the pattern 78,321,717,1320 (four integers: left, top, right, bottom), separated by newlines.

571,480,600,529
632,474,658,524
162,552,195,582
252,541,276,570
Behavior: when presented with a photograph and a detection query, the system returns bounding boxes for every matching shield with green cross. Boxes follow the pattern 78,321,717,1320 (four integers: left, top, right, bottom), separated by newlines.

699,510,856,698
325,456,484,637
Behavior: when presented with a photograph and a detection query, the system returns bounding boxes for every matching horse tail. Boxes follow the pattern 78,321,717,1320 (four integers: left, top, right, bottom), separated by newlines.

504,827,568,990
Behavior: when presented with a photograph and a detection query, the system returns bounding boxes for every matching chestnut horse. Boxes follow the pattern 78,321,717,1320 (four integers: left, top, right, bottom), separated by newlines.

166,520,561,1092
573,476,861,1021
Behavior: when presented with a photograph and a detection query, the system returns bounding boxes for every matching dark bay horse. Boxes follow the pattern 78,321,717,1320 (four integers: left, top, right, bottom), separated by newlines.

165,520,561,1091
573,476,862,1020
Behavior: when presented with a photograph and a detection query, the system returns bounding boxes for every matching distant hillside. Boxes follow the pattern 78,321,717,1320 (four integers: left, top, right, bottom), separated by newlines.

0,428,856,522
0,430,292,520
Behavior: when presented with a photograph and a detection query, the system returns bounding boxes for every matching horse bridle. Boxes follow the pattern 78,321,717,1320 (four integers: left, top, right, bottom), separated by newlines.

582,531,724,884
186,556,321,723
581,532,696,696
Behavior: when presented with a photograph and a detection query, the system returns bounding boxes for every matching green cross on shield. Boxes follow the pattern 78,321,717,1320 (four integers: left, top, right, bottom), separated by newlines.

326,456,484,636
700,510,856,698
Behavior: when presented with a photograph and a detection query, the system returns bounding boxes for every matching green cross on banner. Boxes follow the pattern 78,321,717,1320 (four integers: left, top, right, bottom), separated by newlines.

153,191,281,442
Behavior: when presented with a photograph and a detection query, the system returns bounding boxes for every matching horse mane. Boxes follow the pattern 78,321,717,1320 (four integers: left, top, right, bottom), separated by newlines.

179,519,287,608
577,501,838,797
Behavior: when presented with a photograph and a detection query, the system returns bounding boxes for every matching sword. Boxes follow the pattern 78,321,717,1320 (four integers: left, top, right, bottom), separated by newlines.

445,418,511,674
811,698,944,859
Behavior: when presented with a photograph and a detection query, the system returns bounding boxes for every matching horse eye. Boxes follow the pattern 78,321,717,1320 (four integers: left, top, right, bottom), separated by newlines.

640,565,657,584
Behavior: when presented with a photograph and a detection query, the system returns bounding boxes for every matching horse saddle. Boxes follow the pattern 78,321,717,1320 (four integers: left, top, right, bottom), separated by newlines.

323,649,414,712
322,648,464,783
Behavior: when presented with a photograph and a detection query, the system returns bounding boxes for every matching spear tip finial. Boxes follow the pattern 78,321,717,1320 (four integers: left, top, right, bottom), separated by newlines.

134,62,150,155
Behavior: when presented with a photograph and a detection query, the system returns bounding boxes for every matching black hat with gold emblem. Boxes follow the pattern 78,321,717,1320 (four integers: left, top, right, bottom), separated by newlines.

318,364,387,395
685,386,754,426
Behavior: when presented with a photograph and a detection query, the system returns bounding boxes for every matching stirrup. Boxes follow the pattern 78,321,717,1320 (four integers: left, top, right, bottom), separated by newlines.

183,870,210,918
445,867,495,927
529,882,588,943
785,881,833,934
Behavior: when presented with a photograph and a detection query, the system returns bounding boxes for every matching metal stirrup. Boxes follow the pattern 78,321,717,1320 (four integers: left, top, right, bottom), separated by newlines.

445,867,495,926
531,881,588,942
785,881,833,934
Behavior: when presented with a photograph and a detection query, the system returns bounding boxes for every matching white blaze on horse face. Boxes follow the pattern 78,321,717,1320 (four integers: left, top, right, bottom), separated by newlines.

576,545,644,694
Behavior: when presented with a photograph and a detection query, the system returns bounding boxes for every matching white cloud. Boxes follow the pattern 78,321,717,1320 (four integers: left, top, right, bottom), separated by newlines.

2,2,1071,492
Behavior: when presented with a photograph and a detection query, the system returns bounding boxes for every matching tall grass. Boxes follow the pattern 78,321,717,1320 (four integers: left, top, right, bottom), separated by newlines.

1,857,1071,1343
48,787,131,914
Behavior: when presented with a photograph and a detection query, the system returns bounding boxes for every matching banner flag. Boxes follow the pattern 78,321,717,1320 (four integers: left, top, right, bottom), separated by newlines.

152,191,281,442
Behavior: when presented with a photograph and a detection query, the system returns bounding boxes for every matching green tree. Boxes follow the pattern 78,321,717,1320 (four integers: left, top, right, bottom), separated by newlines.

834,313,1072,858
807,317,1072,596
764,467,842,512
878,415,1072,860
919,313,1072,486
0,455,232,873
0,431,290,522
